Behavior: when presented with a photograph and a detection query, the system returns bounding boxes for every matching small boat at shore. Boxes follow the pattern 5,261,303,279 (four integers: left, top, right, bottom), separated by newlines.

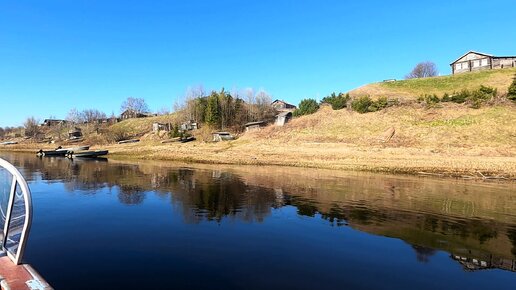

37,145,90,157
66,150,109,158
1,141,18,145
180,136,196,143
56,145,90,152
118,139,140,144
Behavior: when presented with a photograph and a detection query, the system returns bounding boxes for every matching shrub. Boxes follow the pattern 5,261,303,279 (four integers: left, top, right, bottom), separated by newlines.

508,77,516,101
441,93,451,102
351,96,373,113
451,90,470,103
293,98,320,116
321,92,350,110
351,96,393,113
419,94,440,106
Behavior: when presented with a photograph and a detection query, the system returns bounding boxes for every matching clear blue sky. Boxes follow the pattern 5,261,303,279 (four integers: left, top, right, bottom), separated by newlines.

1,0,515,127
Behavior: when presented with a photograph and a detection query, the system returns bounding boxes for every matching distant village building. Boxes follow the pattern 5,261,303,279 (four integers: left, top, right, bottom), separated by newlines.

120,109,150,120
41,119,67,127
212,132,234,142
96,117,120,124
451,51,516,74
244,121,266,132
152,122,171,132
68,127,83,139
180,121,198,131
271,99,297,112
275,111,292,126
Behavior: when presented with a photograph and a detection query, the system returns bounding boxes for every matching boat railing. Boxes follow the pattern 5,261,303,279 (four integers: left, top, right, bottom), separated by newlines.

0,157,32,265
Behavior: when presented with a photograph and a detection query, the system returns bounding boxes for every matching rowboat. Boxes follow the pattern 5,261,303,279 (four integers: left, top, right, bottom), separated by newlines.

56,145,90,152
36,149,68,157
118,139,140,144
66,150,109,158
36,146,90,157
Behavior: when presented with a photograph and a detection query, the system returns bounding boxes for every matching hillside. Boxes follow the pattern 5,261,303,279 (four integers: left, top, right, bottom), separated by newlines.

349,68,516,100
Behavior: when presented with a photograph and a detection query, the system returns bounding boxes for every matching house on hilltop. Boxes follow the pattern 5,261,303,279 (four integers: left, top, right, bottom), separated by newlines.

120,109,151,120
451,51,516,74
271,99,297,112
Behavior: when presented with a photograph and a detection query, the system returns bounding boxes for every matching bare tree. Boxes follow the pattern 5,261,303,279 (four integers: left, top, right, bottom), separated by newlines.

81,109,106,123
24,116,40,138
121,97,149,116
405,62,438,79
66,108,82,124
0,127,5,139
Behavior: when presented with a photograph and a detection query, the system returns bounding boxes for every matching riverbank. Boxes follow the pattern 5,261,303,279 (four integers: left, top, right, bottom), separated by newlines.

3,139,515,180
2,104,515,180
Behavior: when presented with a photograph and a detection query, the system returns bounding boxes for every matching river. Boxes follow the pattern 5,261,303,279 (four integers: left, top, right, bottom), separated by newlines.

1,152,515,289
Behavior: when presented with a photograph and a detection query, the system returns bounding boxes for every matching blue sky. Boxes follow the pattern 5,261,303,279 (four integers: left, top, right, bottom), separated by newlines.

1,0,515,126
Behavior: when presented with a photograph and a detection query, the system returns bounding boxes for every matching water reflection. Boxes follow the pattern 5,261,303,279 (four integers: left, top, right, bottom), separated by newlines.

2,152,516,274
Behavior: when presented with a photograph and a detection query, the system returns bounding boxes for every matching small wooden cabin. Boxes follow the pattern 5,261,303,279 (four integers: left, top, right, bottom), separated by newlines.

180,121,198,131
275,111,292,126
41,119,67,127
244,121,266,132
451,51,516,74
120,109,149,120
68,127,83,139
212,132,234,142
271,100,297,112
152,123,171,132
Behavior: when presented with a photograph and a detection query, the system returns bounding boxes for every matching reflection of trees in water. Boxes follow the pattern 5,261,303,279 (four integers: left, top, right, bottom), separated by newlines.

2,153,515,264
168,169,279,223
507,228,516,256
411,245,437,263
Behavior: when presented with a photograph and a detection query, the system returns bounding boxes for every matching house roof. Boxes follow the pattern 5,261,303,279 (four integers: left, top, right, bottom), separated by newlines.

271,99,296,107
450,51,493,65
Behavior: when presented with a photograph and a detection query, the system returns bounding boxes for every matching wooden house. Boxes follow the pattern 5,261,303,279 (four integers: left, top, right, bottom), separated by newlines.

41,119,67,127
451,51,516,74
180,121,198,131
120,109,149,120
244,121,266,132
212,132,234,142
68,127,83,139
275,111,292,126
152,122,171,132
271,100,297,112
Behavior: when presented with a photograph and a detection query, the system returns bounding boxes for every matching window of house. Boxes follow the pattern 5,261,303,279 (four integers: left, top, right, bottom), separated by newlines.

481,59,489,66
473,60,480,67
455,63,462,70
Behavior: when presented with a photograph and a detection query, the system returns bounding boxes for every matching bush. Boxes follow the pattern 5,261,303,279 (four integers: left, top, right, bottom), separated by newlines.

351,96,373,113
446,86,496,108
508,77,516,101
419,94,440,106
450,90,470,103
321,92,350,110
351,96,393,113
441,93,451,102
293,98,320,116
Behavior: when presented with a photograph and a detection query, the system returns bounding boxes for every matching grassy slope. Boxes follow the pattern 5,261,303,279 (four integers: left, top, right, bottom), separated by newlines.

349,68,516,99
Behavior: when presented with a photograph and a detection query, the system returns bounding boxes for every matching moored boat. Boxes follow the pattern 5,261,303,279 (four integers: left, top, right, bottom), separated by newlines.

66,150,109,158
37,149,68,157
56,145,90,152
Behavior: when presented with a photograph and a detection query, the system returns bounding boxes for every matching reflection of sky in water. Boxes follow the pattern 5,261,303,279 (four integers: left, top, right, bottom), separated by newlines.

0,153,515,290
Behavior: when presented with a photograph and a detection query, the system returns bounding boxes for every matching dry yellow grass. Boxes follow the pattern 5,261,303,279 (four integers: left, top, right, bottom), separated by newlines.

3,100,515,179
349,68,516,100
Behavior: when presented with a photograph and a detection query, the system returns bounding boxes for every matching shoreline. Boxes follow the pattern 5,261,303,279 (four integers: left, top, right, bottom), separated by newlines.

2,141,515,181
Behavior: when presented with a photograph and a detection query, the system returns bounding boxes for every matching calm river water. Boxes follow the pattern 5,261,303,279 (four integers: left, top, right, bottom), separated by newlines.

1,152,515,289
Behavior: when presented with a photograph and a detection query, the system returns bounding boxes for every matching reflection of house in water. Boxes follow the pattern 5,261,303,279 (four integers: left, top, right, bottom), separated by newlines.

451,254,516,272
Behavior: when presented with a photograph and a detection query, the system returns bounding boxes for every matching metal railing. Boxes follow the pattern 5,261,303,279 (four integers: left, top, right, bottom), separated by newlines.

0,157,32,265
